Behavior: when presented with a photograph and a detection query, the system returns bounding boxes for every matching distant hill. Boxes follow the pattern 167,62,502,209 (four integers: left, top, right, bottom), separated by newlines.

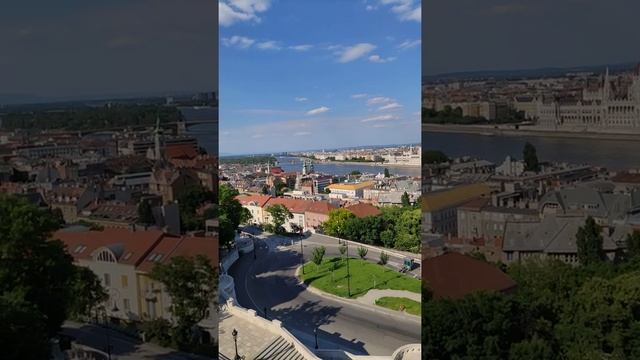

423,62,639,83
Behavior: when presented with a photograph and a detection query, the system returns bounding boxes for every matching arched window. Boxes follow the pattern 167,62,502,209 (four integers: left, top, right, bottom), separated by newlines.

95,248,117,263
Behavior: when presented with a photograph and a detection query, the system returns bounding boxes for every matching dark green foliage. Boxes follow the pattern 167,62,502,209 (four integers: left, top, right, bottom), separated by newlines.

1,104,181,131
141,318,173,347
265,204,293,234
576,216,604,266
357,246,368,259
0,195,107,357
177,185,215,232
219,155,277,165
401,191,411,207
626,232,640,259
422,106,525,125
312,246,326,266
523,142,540,172
137,199,155,225
384,168,390,178
218,184,251,248
379,252,389,265
422,150,449,165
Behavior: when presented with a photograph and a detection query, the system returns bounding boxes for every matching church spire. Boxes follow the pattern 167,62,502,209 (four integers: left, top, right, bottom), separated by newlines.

154,114,162,161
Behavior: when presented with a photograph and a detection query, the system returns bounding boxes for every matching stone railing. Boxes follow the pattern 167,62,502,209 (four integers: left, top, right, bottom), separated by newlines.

391,343,421,360
226,298,321,360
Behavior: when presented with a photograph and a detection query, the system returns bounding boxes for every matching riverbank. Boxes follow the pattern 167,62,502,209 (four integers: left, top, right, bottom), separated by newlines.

423,123,640,142
297,157,420,168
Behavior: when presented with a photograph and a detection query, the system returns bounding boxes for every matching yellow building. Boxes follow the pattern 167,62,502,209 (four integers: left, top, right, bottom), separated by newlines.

326,181,376,199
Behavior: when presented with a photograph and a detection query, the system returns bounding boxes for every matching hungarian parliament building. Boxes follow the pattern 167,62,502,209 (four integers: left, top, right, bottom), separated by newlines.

516,65,640,132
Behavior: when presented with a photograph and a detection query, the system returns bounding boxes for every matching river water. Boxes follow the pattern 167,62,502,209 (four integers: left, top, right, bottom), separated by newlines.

276,156,421,177
178,107,218,156
423,131,640,170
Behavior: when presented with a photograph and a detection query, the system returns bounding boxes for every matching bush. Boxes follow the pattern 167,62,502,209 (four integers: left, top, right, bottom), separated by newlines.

379,252,390,266
141,318,173,347
357,246,368,259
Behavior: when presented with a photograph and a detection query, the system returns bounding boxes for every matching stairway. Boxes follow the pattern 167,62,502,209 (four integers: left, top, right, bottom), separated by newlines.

253,336,305,360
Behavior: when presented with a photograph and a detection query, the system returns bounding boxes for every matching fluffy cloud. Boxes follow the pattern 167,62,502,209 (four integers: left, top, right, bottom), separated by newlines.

256,40,281,50
378,102,403,111
336,43,376,63
306,106,330,115
369,54,396,63
289,44,313,51
397,39,421,50
295,97,308,102
222,35,255,49
361,114,397,122
367,96,393,105
379,0,421,22
219,0,272,27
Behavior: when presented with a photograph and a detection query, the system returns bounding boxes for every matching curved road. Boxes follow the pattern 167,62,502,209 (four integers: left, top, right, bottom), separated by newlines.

229,233,421,356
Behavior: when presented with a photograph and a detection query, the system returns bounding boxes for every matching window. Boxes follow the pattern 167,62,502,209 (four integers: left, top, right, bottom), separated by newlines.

123,298,130,311
104,273,111,286
121,275,128,288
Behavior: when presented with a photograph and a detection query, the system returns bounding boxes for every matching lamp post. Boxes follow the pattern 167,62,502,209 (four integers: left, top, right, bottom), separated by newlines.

232,328,240,360
104,302,119,360
253,237,257,260
346,242,351,297
300,233,305,274
314,327,319,349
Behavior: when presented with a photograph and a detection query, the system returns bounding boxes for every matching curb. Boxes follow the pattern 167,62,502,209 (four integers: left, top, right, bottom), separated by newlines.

295,265,421,323
312,234,421,264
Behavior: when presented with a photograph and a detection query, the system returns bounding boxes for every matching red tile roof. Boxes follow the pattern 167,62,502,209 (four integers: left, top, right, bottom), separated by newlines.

137,235,218,272
165,144,199,160
423,252,517,299
236,194,272,208
54,228,165,266
345,202,381,218
305,201,337,215
265,197,314,214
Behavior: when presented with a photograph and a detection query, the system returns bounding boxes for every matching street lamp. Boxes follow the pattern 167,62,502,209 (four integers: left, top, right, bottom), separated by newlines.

232,328,240,360
104,302,119,360
300,233,305,274
314,327,318,349
346,242,351,297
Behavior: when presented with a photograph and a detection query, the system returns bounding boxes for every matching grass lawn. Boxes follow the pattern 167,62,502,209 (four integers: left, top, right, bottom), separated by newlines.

375,297,421,316
300,257,421,298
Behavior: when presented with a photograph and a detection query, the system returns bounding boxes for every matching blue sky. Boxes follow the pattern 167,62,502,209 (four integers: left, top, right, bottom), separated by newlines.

219,0,421,155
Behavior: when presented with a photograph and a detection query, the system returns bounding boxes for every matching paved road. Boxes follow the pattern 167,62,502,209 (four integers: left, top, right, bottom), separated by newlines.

61,321,212,360
228,233,421,356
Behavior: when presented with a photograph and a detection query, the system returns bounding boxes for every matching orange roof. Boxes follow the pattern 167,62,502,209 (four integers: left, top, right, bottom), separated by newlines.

236,194,272,207
165,144,198,160
137,235,218,272
305,201,337,215
345,203,381,218
264,197,314,213
423,252,517,299
54,228,165,266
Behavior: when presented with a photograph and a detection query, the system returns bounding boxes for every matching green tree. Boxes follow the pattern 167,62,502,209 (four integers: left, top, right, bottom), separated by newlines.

626,232,640,259
393,208,421,252
177,185,215,231
523,142,540,172
423,150,449,164
218,184,251,248
265,204,293,234
380,229,395,248
339,244,347,257
576,216,604,266
384,168,390,178
138,199,155,225
401,191,411,207
0,196,78,357
312,246,326,268
357,246,368,259
379,251,389,265
151,255,217,349
68,266,107,319
323,209,356,238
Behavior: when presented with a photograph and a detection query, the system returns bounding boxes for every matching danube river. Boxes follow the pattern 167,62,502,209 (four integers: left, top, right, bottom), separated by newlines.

276,156,420,177
424,131,640,170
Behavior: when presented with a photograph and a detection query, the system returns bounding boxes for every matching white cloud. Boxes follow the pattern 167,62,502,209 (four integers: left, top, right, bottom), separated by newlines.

367,96,393,105
306,106,330,116
336,43,376,63
219,0,272,27
361,114,397,122
256,40,281,50
222,35,255,49
372,124,391,128
397,39,421,50
351,93,368,99
378,0,421,23
378,102,403,111
294,131,312,136
289,44,313,51
368,54,396,63
295,97,308,102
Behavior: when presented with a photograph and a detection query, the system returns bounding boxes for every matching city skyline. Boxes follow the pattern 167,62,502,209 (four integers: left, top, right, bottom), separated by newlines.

220,0,421,155
423,0,640,75
0,0,217,103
